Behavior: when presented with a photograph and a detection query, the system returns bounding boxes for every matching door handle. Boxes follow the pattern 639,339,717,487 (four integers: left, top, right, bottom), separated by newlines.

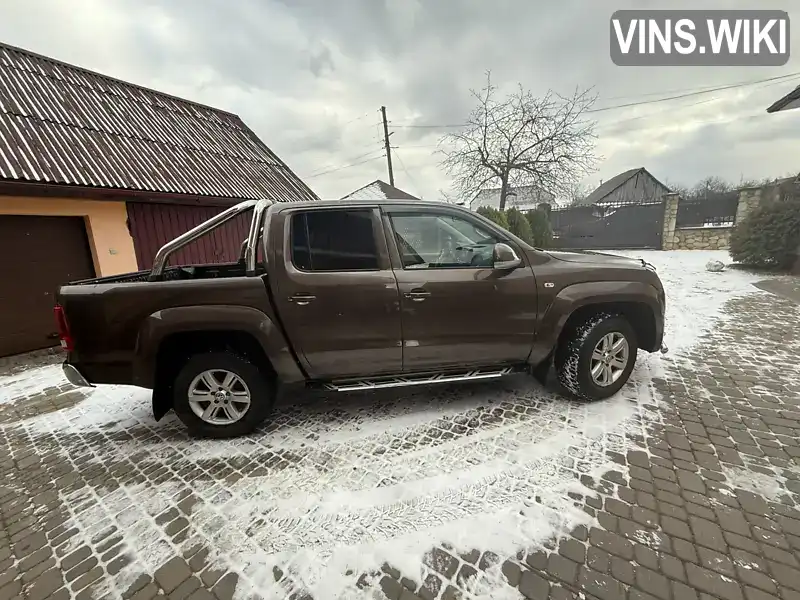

404,289,430,302
289,293,316,306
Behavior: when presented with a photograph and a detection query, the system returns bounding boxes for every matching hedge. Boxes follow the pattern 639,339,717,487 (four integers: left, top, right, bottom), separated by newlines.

729,197,800,271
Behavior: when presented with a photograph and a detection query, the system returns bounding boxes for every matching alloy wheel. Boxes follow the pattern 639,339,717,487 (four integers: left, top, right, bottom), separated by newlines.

590,332,630,387
188,369,251,425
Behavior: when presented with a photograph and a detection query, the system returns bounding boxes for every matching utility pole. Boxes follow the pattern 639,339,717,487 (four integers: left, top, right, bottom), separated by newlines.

380,106,394,186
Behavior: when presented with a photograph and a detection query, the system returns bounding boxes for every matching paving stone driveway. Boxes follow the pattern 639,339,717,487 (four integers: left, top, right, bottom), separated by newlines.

0,275,799,600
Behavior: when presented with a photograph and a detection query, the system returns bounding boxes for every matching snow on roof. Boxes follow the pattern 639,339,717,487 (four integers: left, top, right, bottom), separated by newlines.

471,185,555,210
340,179,419,201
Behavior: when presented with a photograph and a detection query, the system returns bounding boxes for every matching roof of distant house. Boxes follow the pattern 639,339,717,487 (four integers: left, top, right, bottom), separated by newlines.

340,179,419,201
0,42,318,202
767,84,800,113
575,167,668,207
471,185,555,210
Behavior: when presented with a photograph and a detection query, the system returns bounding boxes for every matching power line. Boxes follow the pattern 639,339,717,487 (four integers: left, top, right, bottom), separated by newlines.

304,153,385,179
339,112,372,127
392,149,422,198
587,71,800,113
385,74,800,142
305,147,384,177
389,71,800,129
602,73,800,101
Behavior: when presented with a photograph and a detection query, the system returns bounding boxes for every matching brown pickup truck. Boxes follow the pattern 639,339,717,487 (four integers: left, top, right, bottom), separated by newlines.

55,198,667,437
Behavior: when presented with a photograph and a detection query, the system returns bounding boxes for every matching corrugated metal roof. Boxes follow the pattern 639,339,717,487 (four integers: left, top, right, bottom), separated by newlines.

575,168,644,207
340,179,419,201
0,42,318,202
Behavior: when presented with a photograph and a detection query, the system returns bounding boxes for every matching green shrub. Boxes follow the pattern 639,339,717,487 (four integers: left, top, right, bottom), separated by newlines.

729,197,800,270
505,208,534,243
476,206,509,229
525,209,553,248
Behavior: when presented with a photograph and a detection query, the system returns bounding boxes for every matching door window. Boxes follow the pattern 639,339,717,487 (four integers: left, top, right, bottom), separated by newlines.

291,209,380,271
389,212,499,269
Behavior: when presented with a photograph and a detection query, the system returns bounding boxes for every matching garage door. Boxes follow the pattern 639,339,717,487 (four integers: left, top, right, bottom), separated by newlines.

0,215,95,357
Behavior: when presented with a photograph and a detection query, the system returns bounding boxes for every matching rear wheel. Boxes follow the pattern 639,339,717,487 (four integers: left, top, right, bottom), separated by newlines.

555,313,638,401
173,352,274,438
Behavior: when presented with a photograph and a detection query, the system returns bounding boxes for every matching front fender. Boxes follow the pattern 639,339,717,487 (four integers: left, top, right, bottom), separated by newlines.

529,280,663,364
132,304,305,388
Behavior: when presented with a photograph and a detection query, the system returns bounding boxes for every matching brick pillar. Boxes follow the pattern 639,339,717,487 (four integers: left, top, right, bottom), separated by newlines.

661,193,680,250
735,187,762,224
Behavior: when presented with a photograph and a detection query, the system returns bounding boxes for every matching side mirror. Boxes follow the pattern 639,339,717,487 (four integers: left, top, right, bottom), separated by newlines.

493,243,521,270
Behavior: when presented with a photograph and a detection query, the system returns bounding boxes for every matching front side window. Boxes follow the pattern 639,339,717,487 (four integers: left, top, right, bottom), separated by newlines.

389,212,499,269
291,209,379,271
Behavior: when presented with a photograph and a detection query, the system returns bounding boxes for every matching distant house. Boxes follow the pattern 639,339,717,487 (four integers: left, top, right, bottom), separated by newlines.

470,185,555,211
767,84,800,113
341,179,419,201
0,42,317,357
575,168,670,208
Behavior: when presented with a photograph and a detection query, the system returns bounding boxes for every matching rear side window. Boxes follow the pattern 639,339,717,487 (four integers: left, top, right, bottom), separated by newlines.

291,209,380,271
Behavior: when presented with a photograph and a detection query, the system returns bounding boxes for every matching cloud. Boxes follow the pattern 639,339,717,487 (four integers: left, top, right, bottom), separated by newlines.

0,0,798,200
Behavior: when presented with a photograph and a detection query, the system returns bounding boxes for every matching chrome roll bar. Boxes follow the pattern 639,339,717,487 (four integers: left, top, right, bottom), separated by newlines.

148,199,271,281
245,199,270,274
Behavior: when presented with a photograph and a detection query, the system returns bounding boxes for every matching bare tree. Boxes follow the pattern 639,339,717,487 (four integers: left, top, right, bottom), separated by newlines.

439,72,599,211
664,179,690,199
690,175,733,199
561,180,592,207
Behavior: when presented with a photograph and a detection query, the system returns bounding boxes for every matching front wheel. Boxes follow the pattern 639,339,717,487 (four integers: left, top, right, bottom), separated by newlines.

173,352,275,438
555,313,638,401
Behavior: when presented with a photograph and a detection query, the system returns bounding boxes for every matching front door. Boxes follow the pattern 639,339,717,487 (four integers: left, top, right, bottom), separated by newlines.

271,207,402,379
384,207,538,372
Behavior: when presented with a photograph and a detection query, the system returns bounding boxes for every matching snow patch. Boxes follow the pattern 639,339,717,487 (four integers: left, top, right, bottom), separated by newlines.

463,565,524,599
0,363,70,404
613,250,767,354
721,465,786,501
630,529,662,548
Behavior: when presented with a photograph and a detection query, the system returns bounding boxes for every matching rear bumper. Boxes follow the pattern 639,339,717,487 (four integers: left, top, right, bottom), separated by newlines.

63,363,94,388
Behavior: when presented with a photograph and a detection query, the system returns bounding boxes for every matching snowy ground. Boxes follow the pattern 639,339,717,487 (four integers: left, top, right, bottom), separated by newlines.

0,250,776,600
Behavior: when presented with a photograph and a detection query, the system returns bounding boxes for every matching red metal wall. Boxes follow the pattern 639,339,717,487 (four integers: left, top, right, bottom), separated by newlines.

126,202,252,269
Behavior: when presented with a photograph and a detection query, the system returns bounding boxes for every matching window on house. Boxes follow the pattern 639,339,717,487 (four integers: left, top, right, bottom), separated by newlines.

291,209,380,271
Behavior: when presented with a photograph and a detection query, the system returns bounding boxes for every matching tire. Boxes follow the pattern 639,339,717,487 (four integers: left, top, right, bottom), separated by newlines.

172,352,275,438
555,313,638,401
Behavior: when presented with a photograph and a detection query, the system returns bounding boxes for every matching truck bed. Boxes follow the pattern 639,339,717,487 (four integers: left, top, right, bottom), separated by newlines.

67,262,258,286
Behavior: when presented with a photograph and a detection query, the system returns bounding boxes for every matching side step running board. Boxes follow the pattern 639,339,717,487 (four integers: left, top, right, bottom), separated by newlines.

321,366,518,392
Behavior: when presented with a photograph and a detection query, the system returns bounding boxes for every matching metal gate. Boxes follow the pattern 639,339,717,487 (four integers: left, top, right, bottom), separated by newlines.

550,202,665,250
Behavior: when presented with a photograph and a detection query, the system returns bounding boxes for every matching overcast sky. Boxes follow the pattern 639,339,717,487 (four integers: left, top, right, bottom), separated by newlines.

1,0,798,201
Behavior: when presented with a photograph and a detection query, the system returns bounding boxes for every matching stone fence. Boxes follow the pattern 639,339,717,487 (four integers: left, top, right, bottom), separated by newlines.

661,187,762,251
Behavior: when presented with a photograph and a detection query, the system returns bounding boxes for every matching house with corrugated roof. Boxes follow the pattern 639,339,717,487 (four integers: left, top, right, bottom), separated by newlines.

0,42,317,357
575,168,670,208
340,179,419,201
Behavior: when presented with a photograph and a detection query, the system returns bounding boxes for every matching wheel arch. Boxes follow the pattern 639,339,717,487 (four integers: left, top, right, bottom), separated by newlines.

557,301,658,354
133,305,304,421
530,280,664,366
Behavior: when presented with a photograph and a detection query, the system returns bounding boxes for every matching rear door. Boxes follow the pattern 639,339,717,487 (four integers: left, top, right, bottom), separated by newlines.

269,206,402,379
383,206,538,372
